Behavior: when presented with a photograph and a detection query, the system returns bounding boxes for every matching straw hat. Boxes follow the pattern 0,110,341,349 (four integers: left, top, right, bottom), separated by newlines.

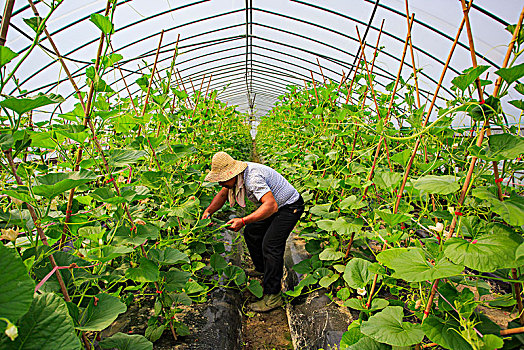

205,151,247,182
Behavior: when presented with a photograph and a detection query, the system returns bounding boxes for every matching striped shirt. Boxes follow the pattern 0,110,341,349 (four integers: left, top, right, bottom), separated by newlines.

242,162,299,208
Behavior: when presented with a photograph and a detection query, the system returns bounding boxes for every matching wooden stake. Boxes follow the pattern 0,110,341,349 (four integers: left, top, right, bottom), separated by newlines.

310,71,320,104
360,16,413,197
176,69,192,108
205,74,212,99
316,58,328,84
394,9,469,214
138,30,164,137
404,0,422,108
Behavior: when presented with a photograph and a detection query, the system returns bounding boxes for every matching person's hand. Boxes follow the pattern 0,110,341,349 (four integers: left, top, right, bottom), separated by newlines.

226,218,245,232
202,211,211,220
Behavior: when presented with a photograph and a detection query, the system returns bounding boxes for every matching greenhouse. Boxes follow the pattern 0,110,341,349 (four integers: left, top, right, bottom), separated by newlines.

1,0,524,349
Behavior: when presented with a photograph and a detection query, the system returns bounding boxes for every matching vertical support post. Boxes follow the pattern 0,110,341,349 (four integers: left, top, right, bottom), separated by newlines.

0,0,15,46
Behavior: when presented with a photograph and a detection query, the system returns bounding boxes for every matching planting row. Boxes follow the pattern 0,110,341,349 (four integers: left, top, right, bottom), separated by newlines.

0,3,261,348
256,20,524,350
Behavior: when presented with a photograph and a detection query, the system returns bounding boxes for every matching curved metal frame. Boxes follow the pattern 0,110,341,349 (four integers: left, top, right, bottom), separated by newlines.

1,0,515,117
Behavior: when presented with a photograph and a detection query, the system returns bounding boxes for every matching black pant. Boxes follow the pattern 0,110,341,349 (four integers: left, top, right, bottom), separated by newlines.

243,195,304,294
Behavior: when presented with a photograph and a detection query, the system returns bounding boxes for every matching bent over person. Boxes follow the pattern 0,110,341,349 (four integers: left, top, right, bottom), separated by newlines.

202,151,304,312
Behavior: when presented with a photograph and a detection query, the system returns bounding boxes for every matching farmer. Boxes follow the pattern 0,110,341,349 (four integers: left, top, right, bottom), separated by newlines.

202,151,304,312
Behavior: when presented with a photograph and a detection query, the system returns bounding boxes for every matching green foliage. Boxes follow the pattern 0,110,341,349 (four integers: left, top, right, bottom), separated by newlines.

0,94,64,115
452,65,489,91
99,333,153,350
1,293,82,350
0,244,35,325
361,306,424,346
90,14,114,34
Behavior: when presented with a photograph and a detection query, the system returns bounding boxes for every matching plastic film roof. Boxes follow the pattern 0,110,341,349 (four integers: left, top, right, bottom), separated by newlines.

3,0,524,123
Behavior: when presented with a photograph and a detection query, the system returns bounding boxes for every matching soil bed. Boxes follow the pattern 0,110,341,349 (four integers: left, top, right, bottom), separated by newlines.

240,246,293,350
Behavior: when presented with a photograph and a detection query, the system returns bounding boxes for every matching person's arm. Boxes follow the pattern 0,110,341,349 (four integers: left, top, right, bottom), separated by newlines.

202,187,229,219
227,191,278,231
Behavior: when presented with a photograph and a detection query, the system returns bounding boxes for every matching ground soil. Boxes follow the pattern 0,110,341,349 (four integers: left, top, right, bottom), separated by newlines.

239,142,294,349
240,245,293,350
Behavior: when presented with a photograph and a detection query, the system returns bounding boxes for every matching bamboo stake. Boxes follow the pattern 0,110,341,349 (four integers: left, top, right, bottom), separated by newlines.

138,30,164,137
48,0,112,252
363,14,427,309
446,0,523,238
205,74,212,99
404,0,421,109
393,8,470,214
110,47,163,171
423,1,524,324
310,71,320,104
357,20,385,108
335,70,346,99
360,16,413,197
316,58,328,84
345,49,364,104
4,150,85,345
0,0,15,46
188,76,196,96
176,69,192,108
190,74,206,119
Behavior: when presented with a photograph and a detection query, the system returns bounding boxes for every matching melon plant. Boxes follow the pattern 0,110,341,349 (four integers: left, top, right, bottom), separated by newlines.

256,28,524,349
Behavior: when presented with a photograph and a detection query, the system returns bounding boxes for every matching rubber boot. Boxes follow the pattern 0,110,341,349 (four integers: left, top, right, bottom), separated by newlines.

249,293,283,312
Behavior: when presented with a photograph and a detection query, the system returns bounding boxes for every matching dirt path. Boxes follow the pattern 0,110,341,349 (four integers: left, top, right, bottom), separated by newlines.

240,250,293,350
240,139,294,350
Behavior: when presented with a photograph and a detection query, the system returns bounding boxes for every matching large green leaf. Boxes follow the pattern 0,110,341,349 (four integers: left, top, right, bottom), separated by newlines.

247,279,263,298
444,224,523,272
344,298,388,312
149,247,189,265
101,53,124,68
376,248,463,282
100,333,152,350
0,46,18,68
319,247,345,261
474,133,524,161
414,175,460,195
125,258,159,282
309,203,337,218
1,293,82,350
422,316,472,350
374,171,402,190
343,336,391,349
33,170,96,199
339,195,366,210
0,93,64,115
112,224,158,246
90,188,136,204
88,246,134,263
162,269,191,292
107,150,147,167
495,62,524,85
317,217,362,236
0,244,35,324
76,294,126,331
141,171,167,190
473,188,524,226
90,13,114,34
375,210,411,227
285,274,317,297
451,65,489,91
343,258,373,289
361,306,424,346
210,253,227,271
